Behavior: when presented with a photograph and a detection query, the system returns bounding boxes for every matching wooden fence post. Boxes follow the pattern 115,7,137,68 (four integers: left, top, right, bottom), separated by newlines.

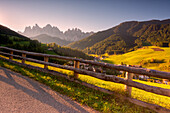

44,56,49,69
125,65,133,96
22,53,26,64
9,51,13,60
74,60,80,79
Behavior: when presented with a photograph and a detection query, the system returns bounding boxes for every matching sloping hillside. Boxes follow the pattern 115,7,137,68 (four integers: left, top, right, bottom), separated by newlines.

0,25,29,39
103,46,170,71
68,19,170,54
67,28,115,50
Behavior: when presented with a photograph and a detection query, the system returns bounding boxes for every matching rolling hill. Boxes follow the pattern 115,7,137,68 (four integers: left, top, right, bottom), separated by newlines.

68,19,170,54
31,34,72,46
103,46,170,72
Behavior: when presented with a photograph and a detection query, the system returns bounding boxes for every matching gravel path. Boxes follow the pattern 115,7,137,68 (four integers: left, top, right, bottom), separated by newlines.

0,66,99,113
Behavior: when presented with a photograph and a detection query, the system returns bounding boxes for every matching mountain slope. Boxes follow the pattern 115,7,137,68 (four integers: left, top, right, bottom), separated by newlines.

0,25,29,39
67,28,115,50
68,19,170,54
31,34,72,46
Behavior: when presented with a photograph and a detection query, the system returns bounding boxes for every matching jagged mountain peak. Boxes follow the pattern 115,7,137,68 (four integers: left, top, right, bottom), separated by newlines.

35,24,39,27
32,24,40,29
20,24,94,41
24,26,31,32
45,24,52,28
65,28,81,33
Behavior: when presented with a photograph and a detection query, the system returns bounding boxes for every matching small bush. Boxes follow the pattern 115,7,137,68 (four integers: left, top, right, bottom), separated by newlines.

140,58,165,65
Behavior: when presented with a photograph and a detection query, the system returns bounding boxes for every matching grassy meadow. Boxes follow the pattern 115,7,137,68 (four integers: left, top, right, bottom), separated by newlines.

103,46,170,71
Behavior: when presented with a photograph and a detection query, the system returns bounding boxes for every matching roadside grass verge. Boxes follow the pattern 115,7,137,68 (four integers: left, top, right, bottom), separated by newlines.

0,59,154,113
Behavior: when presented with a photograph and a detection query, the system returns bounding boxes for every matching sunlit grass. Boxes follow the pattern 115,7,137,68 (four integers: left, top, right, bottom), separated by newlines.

0,59,153,113
0,54,169,110
78,74,170,109
103,46,170,71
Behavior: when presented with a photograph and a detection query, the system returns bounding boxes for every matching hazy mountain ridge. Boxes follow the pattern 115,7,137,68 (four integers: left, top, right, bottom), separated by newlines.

68,19,170,54
31,34,72,46
20,24,94,41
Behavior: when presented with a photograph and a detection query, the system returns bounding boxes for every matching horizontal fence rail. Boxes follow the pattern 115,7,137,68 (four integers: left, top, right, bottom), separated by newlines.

0,46,170,112
0,51,169,97
0,46,170,79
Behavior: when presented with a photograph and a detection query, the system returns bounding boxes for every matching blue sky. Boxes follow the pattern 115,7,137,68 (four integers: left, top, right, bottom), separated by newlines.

0,0,170,32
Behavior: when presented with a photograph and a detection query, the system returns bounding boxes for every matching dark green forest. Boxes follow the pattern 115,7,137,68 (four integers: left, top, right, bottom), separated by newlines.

68,19,170,55
47,43,93,59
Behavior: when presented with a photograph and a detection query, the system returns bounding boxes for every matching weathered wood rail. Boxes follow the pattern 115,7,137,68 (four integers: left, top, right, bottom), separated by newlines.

0,46,170,112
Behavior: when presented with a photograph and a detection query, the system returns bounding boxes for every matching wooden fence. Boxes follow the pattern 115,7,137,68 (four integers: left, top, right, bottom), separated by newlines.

0,46,170,113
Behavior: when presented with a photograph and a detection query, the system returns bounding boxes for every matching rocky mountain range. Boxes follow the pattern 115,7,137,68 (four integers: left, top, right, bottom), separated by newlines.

19,24,94,41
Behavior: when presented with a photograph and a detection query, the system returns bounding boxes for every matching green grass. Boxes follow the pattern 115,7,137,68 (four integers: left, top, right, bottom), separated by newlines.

0,53,170,111
0,59,154,113
103,46,170,71
13,41,30,46
45,50,58,55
